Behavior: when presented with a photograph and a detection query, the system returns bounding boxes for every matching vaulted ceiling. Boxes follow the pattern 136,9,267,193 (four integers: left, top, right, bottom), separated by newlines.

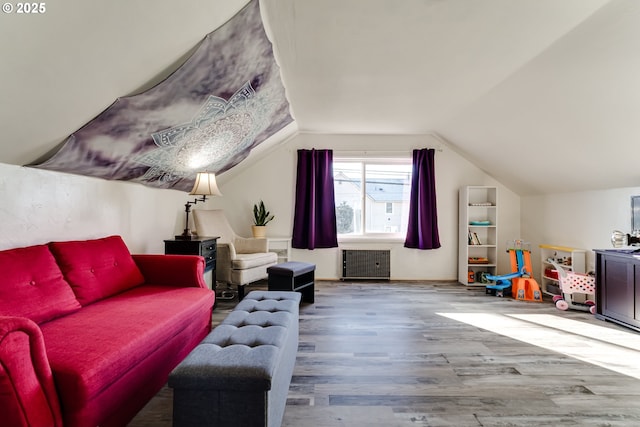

2,0,639,196
260,0,640,195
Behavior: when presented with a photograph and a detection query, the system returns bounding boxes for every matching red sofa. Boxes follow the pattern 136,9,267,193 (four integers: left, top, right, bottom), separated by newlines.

0,235,215,427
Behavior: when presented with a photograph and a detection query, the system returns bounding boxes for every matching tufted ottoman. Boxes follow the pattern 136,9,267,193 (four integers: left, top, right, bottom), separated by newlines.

168,290,300,427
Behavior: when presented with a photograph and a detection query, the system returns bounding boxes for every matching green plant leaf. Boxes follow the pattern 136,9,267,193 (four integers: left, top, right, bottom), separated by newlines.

253,200,274,226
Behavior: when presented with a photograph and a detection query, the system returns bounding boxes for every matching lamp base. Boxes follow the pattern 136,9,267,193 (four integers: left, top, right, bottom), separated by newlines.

174,235,198,240
175,229,197,240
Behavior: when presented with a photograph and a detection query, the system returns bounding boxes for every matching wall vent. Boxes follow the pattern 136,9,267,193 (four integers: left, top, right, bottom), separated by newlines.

342,249,391,280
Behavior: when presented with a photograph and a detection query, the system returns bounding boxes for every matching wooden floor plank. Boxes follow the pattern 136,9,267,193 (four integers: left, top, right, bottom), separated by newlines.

129,280,640,426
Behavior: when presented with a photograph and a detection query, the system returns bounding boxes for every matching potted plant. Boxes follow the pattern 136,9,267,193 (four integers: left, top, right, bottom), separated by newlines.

252,200,274,238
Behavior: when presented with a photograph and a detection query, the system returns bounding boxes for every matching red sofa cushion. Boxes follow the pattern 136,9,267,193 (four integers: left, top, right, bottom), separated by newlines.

39,284,214,427
0,245,81,324
49,236,145,306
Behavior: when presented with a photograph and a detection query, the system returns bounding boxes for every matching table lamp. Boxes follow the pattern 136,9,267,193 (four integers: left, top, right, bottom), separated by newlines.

176,172,222,240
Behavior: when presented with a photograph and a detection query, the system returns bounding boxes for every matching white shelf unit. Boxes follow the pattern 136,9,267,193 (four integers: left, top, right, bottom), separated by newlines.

539,244,586,296
458,186,498,286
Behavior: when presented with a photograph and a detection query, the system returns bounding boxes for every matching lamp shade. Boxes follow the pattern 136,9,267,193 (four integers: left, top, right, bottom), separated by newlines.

189,172,222,196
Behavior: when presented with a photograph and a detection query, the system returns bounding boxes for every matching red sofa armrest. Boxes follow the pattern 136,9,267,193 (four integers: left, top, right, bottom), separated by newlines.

132,254,207,288
0,316,63,427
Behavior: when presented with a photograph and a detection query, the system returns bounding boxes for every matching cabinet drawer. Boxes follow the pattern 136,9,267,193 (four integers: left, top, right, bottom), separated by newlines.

200,242,216,257
200,241,216,272
164,238,217,271
203,254,216,271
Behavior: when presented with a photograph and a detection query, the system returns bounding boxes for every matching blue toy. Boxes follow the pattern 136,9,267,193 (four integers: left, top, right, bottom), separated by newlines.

485,269,525,297
484,240,533,297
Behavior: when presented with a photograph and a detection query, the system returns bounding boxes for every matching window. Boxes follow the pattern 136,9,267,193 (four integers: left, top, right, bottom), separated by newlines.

334,159,412,237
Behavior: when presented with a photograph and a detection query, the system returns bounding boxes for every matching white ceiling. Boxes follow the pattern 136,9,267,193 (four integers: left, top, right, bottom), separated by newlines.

261,0,640,195
2,0,639,197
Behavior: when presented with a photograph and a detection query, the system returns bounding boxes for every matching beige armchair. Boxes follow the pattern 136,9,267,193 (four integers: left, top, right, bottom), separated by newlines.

193,209,277,299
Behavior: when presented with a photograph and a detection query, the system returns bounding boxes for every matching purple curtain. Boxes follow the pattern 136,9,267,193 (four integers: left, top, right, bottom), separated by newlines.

404,148,441,250
292,149,339,249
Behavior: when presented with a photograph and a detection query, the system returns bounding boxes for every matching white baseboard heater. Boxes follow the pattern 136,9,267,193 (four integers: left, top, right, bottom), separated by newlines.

341,249,391,280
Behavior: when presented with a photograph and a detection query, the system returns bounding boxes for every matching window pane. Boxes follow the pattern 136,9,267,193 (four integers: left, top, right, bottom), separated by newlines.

334,162,362,235
334,160,412,236
364,163,412,233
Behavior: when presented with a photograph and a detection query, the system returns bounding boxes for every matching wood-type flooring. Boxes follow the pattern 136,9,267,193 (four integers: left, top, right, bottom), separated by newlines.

129,280,640,426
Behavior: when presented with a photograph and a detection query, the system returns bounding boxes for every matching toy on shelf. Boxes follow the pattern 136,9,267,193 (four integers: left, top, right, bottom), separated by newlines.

484,240,542,302
548,259,596,314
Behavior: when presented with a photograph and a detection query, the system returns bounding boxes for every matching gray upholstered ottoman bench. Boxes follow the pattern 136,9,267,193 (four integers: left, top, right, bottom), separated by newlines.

267,261,315,303
168,290,300,427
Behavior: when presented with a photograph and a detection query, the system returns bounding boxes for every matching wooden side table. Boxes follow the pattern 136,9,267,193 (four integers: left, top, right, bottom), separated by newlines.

164,237,219,290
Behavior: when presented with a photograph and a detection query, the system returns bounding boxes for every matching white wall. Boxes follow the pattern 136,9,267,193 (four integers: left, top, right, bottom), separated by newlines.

0,163,190,253
207,132,521,280
522,187,640,276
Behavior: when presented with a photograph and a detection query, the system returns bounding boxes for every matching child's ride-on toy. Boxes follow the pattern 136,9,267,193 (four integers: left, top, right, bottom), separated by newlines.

484,240,542,302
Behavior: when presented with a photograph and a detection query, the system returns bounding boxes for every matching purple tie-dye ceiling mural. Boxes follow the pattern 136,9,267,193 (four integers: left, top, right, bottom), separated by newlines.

33,0,293,192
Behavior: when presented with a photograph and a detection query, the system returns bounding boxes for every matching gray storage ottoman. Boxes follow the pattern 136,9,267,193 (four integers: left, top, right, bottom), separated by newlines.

169,291,300,427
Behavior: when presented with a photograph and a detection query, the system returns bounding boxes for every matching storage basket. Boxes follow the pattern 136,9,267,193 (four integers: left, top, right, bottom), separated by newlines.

544,268,559,280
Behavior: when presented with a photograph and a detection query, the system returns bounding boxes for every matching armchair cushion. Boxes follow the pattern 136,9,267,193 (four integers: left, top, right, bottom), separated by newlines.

232,252,278,270
234,237,269,254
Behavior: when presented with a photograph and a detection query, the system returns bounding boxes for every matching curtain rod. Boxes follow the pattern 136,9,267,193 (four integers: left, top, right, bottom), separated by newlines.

334,147,443,157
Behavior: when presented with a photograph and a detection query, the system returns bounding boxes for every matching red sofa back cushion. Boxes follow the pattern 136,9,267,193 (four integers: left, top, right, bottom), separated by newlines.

49,236,145,306
0,245,81,324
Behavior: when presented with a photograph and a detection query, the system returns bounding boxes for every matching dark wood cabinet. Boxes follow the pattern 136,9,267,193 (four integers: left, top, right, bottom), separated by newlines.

164,237,218,289
595,249,640,331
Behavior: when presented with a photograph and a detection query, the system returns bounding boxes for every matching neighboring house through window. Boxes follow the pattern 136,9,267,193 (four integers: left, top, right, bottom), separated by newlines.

333,158,412,237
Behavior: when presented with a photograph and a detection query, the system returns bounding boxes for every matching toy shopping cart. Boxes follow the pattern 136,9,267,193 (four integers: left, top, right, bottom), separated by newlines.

548,260,596,314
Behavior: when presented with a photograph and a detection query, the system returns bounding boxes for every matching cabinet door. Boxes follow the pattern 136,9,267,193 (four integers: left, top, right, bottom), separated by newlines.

635,263,640,321
602,256,635,323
